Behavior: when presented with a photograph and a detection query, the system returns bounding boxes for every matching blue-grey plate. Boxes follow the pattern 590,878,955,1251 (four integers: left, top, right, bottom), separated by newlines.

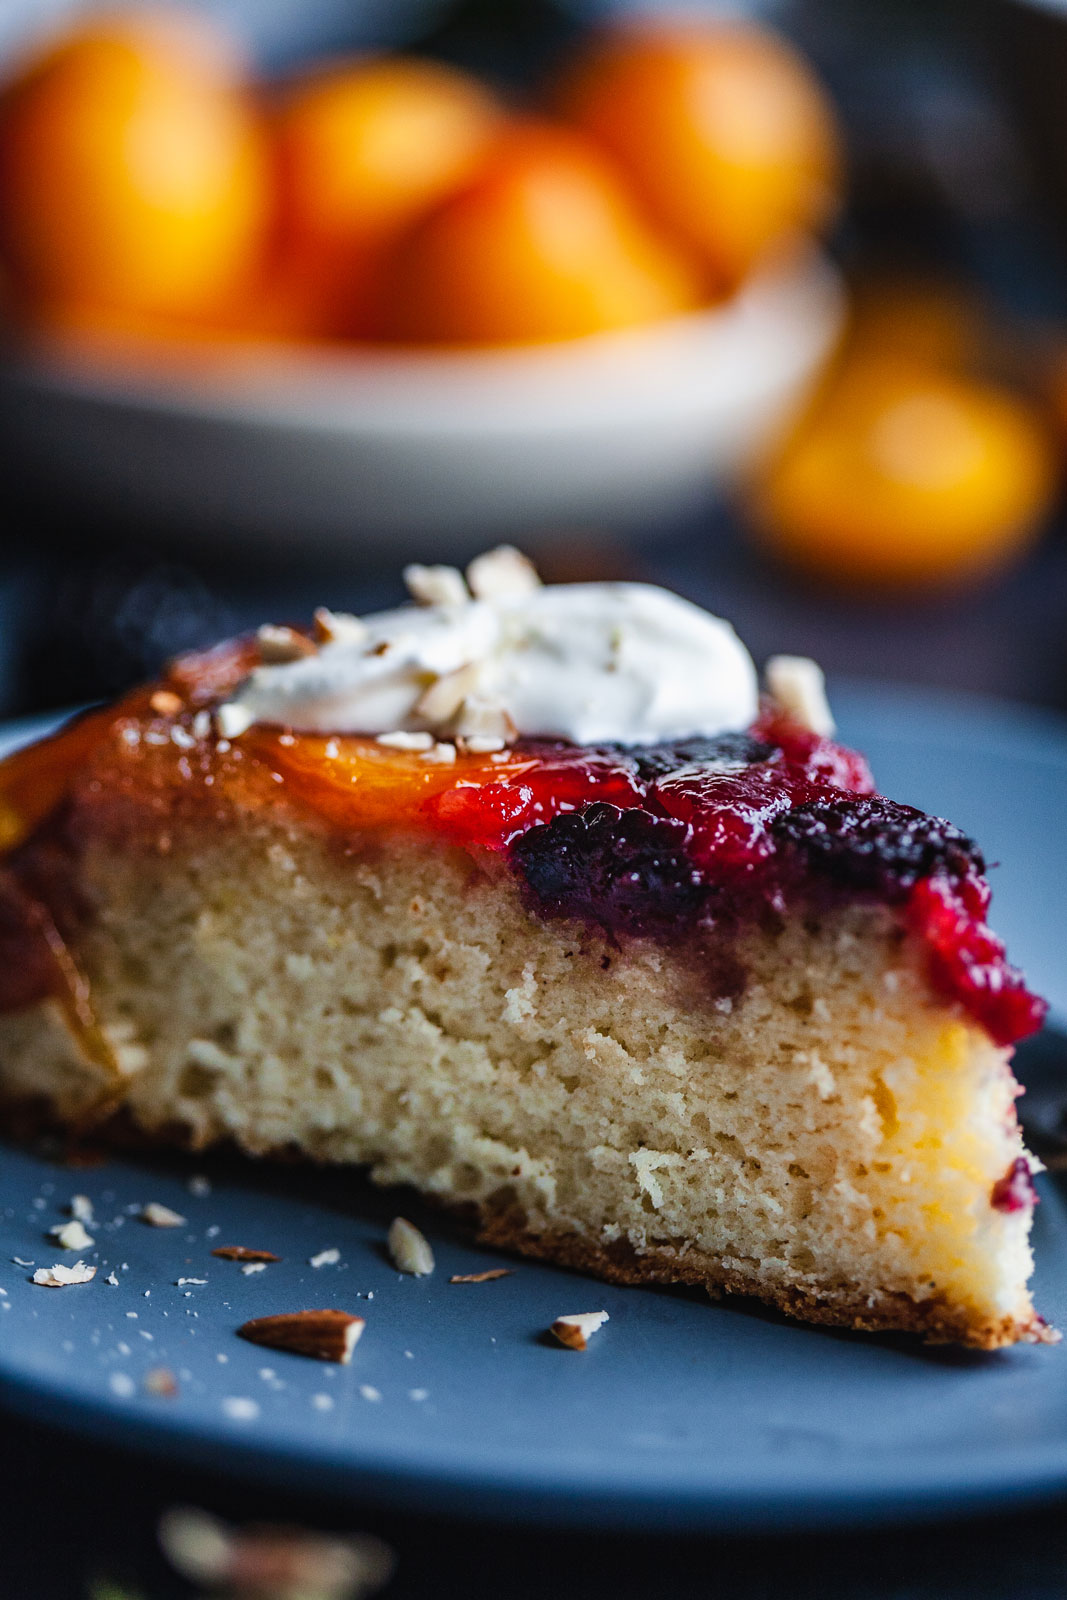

1,682,1065,1533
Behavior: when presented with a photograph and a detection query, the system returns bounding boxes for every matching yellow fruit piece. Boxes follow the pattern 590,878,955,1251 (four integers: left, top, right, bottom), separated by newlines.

752,359,1057,588
0,9,270,321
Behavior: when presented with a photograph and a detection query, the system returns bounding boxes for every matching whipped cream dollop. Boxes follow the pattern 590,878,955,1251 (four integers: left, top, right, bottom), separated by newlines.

218,548,760,747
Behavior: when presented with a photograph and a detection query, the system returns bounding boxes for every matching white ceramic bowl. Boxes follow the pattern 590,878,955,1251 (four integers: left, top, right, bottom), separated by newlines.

0,248,843,554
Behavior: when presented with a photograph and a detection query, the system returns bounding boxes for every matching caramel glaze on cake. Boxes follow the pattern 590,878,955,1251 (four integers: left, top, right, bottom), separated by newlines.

0,634,1053,1348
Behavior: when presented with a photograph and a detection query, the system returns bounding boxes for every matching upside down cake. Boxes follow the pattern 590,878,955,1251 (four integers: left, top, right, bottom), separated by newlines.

0,547,1051,1347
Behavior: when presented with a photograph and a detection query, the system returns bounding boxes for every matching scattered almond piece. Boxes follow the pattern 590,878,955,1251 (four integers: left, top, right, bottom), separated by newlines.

241,1262,267,1276
314,606,368,645
460,735,507,755
453,694,517,745
142,1202,186,1228
450,1269,512,1284
214,703,254,741
257,623,317,663
309,1248,340,1269
159,1506,394,1597
238,1309,365,1364
212,1246,281,1263
466,545,541,600
404,563,469,607
550,1310,609,1351
765,655,835,737
414,661,481,722
375,730,433,751
32,1261,96,1287
144,1367,179,1397
387,1217,435,1277
49,1219,94,1251
420,741,457,765
149,689,183,716
69,1194,95,1223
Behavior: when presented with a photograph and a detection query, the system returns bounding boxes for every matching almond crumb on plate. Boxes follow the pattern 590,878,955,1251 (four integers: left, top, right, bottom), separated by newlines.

144,1367,179,1397
238,1310,365,1364
49,1219,94,1251
256,623,317,664
309,1248,340,1268
142,1202,186,1228
69,1194,94,1223
388,1217,435,1276
211,1246,281,1263
550,1311,609,1350
158,1505,394,1597
32,1260,96,1287
449,1269,513,1283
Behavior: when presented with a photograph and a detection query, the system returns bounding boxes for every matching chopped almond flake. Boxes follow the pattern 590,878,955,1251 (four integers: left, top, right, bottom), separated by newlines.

142,1202,186,1228
49,1219,94,1251
33,1261,96,1287
238,1309,365,1364
257,624,317,664
449,1269,512,1283
214,703,254,740
388,1217,435,1276
375,731,433,751
144,1367,179,1397
420,741,457,765
313,607,367,645
765,655,835,737
550,1311,609,1350
404,563,469,607
466,545,541,600
414,662,481,722
212,1246,280,1263
309,1248,340,1268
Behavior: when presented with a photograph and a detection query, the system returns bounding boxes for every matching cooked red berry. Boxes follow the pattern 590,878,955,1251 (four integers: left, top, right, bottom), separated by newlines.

991,1157,1039,1213
770,797,984,896
512,801,705,938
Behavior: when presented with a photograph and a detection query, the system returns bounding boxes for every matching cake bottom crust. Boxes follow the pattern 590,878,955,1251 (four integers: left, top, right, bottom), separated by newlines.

476,1208,1052,1351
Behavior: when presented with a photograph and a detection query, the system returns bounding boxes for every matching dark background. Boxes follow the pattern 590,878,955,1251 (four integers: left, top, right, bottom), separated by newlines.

4,2,1067,1595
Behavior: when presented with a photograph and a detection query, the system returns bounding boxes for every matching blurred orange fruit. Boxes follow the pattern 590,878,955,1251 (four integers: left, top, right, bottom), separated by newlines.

270,56,502,335
751,358,1057,588
0,9,270,322
380,121,705,345
556,22,840,290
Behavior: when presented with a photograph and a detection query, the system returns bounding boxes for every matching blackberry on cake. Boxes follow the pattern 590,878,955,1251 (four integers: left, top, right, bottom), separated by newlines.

0,548,1051,1348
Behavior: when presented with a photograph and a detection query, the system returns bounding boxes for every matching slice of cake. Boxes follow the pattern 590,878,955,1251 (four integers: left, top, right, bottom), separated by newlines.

0,548,1051,1347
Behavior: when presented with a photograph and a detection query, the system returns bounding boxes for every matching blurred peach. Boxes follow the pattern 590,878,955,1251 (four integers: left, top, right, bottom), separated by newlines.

750,358,1057,588
556,21,840,290
0,8,270,322
379,121,705,345
269,56,502,335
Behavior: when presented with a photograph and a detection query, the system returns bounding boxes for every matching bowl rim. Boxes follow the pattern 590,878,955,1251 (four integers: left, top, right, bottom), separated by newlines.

0,246,845,435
